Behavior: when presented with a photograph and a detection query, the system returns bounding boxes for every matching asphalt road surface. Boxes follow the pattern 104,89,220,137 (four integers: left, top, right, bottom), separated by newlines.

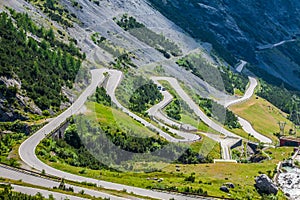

225,76,272,144
224,76,257,108
11,184,88,200
0,165,126,200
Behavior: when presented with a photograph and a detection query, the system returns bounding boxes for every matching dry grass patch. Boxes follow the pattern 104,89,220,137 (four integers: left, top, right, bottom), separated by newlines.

230,95,293,143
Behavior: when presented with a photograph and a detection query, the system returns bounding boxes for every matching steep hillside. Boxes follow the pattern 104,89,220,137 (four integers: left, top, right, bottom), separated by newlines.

147,0,300,89
0,7,84,121
3,0,299,123
12,1,246,97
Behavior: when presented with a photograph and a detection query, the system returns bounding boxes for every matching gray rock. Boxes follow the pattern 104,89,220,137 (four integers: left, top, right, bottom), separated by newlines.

224,182,235,188
220,185,229,193
255,174,278,195
147,0,300,90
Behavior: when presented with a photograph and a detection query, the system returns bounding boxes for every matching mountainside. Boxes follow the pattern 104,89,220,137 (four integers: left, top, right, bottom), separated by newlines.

0,0,238,121
147,0,300,89
0,3,87,121
0,1,299,199
2,0,300,122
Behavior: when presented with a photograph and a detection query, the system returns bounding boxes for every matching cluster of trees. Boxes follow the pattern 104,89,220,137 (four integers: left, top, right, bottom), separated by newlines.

181,186,208,195
129,77,163,113
91,32,137,69
115,14,144,31
221,66,248,94
88,0,100,6
71,0,83,9
112,52,137,70
91,32,138,70
0,185,54,200
104,127,168,154
94,86,111,106
165,98,181,120
9,9,84,59
198,96,240,128
38,135,105,170
0,11,83,111
176,54,248,95
177,148,212,164
151,184,208,196
0,81,17,103
0,132,24,166
25,0,76,28
91,32,120,57
115,14,182,58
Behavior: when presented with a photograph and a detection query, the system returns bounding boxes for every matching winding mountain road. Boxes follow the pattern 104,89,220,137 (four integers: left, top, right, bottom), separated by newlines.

148,71,272,158
17,65,270,199
105,70,200,142
224,77,257,108
145,82,199,141
147,79,192,130
237,117,272,143
224,75,272,144
18,68,208,200
148,76,242,160
150,77,241,139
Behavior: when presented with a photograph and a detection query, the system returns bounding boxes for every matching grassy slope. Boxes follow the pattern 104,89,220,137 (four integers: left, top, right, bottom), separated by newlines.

230,95,293,143
191,135,221,159
86,102,157,137
40,146,292,199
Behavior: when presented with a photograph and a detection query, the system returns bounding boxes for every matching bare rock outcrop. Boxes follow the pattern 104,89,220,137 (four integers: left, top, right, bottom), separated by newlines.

255,174,278,195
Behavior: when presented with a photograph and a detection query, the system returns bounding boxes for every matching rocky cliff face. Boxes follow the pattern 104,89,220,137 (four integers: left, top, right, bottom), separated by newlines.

147,0,300,89
0,77,42,122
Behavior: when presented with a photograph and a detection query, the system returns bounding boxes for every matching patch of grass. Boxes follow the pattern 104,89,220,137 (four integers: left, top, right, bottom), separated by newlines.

25,0,79,27
230,95,294,143
86,102,157,137
114,14,182,57
264,146,295,163
229,127,259,143
191,135,221,159
234,88,244,96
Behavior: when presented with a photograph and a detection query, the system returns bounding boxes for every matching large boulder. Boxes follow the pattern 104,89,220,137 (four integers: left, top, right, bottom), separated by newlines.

220,185,229,193
255,174,278,195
